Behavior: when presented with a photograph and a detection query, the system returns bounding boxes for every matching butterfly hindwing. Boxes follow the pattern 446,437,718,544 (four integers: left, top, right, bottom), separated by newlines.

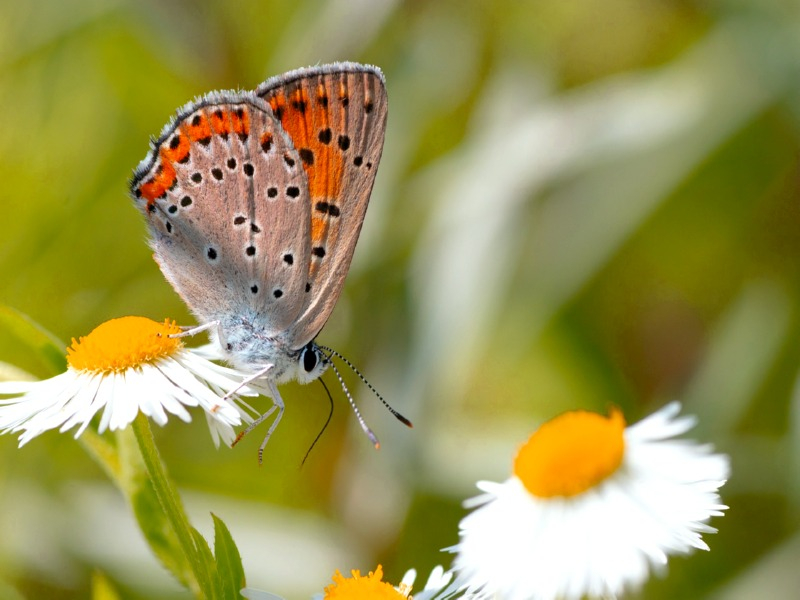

256,62,388,348
130,93,312,334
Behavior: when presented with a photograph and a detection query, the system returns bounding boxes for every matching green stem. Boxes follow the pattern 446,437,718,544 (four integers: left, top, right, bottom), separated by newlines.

129,413,205,597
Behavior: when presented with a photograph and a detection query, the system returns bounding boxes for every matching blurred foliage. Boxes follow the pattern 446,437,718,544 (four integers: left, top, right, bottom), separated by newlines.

2,0,800,598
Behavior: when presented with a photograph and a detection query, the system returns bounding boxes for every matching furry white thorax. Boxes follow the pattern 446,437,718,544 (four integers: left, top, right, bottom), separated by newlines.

211,315,328,385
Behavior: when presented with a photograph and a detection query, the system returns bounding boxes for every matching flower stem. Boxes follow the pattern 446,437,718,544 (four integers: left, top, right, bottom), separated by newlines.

129,413,204,597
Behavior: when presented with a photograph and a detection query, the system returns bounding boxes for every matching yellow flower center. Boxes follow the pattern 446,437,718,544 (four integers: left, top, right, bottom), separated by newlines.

66,317,183,374
323,565,410,599
513,407,626,498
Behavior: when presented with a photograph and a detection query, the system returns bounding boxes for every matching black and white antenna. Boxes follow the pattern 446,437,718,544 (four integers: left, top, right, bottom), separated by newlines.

318,344,413,448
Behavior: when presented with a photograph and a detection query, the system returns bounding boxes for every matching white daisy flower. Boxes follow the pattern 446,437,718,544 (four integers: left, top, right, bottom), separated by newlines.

312,564,452,599
399,565,456,600
448,402,730,600
0,316,254,447
241,564,455,600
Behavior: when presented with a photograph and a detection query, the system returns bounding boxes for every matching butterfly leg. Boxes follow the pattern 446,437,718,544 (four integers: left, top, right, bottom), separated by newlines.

222,363,274,402
232,405,275,446
231,386,284,464
229,367,285,464
169,321,220,339
256,379,286,464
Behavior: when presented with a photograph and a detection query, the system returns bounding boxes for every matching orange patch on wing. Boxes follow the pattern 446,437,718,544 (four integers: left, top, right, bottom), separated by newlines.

311,214,326,244
183,112,212,143
230,107,250,137
162,134,190,164
316,82,329,104
270,87,344,200
210,108,232,136
139,159,176,203
307,156,342,200
290,87,310,109
264,82,348,252
139,119,197,203
139,105,256,206
268,94,286,120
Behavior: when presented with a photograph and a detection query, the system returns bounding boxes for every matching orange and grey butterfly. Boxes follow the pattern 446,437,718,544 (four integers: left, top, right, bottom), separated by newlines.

128,63,389,459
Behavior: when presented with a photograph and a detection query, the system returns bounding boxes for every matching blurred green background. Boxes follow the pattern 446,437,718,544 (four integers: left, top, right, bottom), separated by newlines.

2,0,800,598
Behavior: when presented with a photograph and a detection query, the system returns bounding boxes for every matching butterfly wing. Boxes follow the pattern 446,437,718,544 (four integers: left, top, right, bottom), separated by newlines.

256,63,388,349
130,92,313,334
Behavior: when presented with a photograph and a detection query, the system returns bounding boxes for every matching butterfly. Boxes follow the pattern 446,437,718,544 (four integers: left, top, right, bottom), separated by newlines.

129,63,399,459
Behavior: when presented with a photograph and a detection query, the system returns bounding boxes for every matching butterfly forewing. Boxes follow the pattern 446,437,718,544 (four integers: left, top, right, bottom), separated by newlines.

256,63,388,348
130,93,312,334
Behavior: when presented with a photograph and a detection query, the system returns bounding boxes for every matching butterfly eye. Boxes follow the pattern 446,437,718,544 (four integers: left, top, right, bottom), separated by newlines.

302,345,318,373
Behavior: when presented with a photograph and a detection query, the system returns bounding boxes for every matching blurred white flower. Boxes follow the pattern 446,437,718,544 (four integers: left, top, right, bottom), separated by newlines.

448,402,730,600
0,316,254,447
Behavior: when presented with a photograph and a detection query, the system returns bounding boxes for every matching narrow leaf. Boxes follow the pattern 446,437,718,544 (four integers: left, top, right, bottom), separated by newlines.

212,513,246,599
192,526,220,600
0,305,66,374
91,571,123,600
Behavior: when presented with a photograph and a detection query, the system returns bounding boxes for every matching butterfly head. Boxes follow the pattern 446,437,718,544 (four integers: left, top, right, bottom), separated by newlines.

297,342,328,384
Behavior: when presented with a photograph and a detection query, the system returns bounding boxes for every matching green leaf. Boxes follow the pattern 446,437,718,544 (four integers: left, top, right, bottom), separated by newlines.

0,579,25,600
212,513,246,599
91,571,123,600
0,305,66,374
191,526,219,600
